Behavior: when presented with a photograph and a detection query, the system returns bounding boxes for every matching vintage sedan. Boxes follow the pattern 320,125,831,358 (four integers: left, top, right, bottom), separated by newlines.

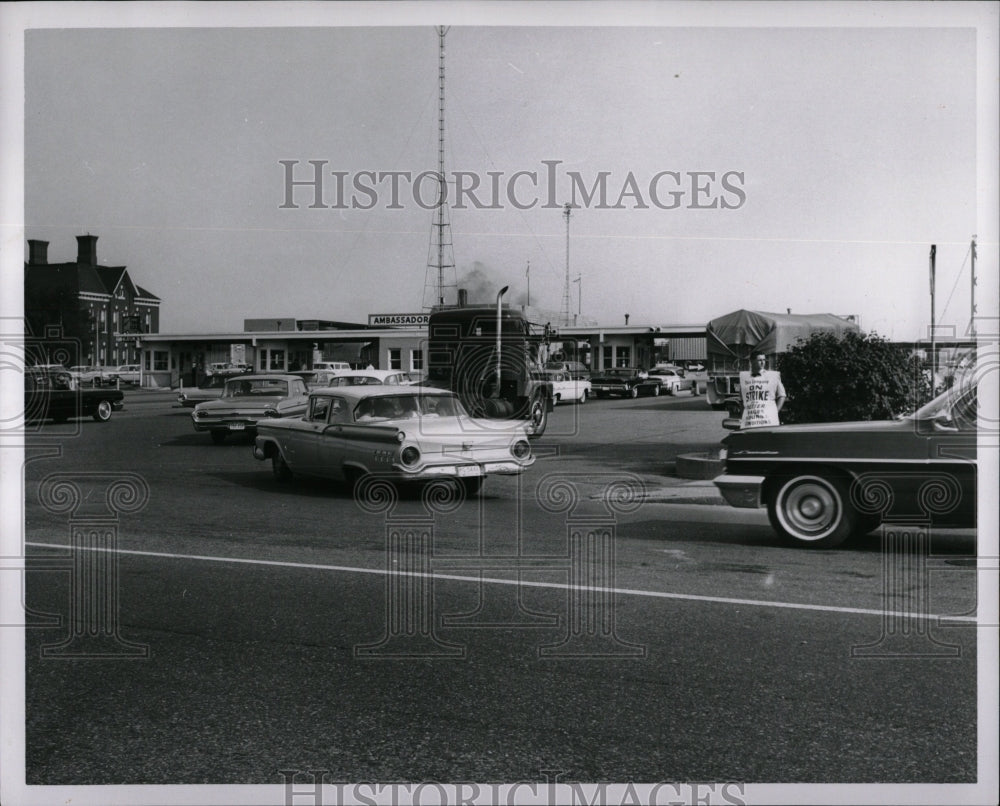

536,369,591,404
253,386,535,495
327,369,414,387
590,368,663,399
68,365,110,386
714,381,978,548
191,374,309,443
647,365,695,395
107,364,141,385
24,368,124,423
176,375,228,407
544,360,591,380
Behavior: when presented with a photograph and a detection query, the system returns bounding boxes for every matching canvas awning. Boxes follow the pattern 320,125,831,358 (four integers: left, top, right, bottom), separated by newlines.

706,310,859,360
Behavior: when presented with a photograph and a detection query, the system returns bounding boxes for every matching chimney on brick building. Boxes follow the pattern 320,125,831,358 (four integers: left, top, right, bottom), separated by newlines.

27,239,49,265
76,234,98,266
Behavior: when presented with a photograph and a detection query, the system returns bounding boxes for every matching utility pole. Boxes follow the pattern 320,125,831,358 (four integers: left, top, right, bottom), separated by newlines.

526,259,530,308
970,236,977,339
929,244,936,385
561,204,572,327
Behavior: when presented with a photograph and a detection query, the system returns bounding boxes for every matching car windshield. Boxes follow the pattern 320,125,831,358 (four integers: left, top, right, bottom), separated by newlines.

223,378,288,398
353,393,465,422
330,375,383,386
605,369,633,377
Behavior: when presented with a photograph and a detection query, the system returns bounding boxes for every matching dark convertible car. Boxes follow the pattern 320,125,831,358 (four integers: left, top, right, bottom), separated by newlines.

590,368,663,399
24,368,125,423
714,380,978,548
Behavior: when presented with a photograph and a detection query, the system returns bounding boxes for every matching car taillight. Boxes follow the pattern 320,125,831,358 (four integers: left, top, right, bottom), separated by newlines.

511,440,531,459
401,446,420,466
264,408,279,417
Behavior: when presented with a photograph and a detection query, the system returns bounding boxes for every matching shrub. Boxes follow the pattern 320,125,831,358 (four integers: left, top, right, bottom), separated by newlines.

776,331,933,424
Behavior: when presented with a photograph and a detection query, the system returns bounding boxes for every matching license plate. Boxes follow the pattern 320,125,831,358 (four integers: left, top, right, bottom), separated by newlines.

229,423,246,431
456,465,481,477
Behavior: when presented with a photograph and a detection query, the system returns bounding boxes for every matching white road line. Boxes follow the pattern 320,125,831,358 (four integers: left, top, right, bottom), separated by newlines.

24,541,978,623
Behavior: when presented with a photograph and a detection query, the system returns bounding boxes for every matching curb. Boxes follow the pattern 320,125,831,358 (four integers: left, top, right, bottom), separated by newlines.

675,451,725,480
642,480,726,506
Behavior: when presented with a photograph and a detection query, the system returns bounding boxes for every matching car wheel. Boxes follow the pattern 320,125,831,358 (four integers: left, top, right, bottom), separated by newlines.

553,394,561,406
767,473,856,548
652,385,660,397
629,386,639,399
579,389,588,403
272,453,293,481
525,395,548,439
210,430,227,445
92,399,113,422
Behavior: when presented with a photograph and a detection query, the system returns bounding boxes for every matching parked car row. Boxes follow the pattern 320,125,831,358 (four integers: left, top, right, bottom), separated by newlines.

181,370,535,496
28,363,142,389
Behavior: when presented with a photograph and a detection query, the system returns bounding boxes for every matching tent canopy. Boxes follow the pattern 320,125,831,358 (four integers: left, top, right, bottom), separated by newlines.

706,310,859,359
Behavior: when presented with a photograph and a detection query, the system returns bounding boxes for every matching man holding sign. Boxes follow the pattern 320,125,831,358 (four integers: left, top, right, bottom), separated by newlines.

739,353,787,428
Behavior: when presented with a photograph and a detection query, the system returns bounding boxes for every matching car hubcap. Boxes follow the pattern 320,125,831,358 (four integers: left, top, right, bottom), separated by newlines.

781,480,838,539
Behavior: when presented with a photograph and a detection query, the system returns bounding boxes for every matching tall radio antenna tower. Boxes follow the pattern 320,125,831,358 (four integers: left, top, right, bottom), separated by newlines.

561,203,573,326
422,26,458,310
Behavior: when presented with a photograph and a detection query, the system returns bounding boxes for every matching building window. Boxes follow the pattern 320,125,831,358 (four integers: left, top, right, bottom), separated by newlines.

153,351,169,371
616,346,632,368
602,345,613,370
268,350,285,370
388,348,402,370
410,349,424,371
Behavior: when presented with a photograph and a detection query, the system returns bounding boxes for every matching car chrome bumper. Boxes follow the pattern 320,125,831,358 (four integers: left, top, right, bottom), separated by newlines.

192,418,259,432
714,474,765,508
401,459,531,479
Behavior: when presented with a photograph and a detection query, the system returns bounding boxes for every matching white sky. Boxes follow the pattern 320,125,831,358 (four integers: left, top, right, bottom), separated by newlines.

7,3,1000,342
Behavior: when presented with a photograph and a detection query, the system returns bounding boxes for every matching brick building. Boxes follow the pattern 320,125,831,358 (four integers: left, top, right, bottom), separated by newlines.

24,235,160,366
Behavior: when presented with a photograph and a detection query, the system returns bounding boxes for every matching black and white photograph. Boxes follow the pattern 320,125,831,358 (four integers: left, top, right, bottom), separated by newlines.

2,2,998,805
